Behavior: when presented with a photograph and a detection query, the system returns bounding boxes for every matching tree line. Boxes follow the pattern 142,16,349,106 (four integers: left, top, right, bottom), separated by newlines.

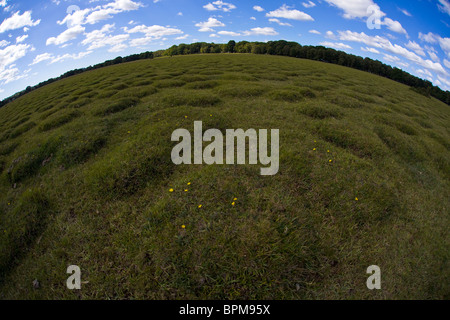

164,40,450,105
1,40,449,107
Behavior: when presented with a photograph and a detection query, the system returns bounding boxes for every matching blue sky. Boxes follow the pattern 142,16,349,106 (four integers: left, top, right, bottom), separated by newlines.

0,0,449,99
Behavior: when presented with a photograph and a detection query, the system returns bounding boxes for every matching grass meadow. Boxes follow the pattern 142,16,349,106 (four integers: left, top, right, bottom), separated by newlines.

0,54,448,299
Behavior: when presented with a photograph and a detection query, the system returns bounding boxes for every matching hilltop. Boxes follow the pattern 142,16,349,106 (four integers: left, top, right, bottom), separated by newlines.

0,54,448,299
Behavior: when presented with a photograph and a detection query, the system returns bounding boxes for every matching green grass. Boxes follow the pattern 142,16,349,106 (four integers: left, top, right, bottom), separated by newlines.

0,54,448,299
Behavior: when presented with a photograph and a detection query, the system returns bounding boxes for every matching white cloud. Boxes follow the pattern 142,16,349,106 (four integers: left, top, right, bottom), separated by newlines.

177,12,183,16
361,46,380,54
217,27,278,37
217,30,241,36
436,75,450,90
0,65,27,84
405,41,425,56
419,32,439,44
325,2,406,35
50,51,92,64
0,43,30,84
266,4,314,21
0,40,9,47
250,16,256,20
195,17,225,32
309,29,321,35
443,59,450,69
320,41,352,49
15,34,28,43
339,30,448,76
438,0,450,16
203,1,236,12
302,1,316,8
109,43,127,52
383,54,400,63
419,32,450,58
399,8,411,17
58,8,91,27
175,34,189,40
46,25,85,45
416,68,433,79
125,24,183,46
325,31,336,39
0,43,30,70
0,0,7,7
428,51,440,63
30,52,53,65
268,18,292,27
57,0,143,26
82,24,129,51
243,27,278,36
253,5,264,12
383,18,407,35
324,0,383,19
0,11,41,33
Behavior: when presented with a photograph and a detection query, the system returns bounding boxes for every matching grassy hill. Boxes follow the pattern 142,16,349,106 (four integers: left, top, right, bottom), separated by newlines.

0,54,448,299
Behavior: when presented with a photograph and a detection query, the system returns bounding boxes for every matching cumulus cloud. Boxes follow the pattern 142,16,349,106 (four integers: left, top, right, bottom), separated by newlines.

0,43,31,84
320,41,352,49
195,17,225,32
428,51,440,63
49,51,92,64
0,11,40,33
309,29,321,35
398,8,411,17
325,31,337,39
361,46,380,54
444,59,450,69
405,41,425,56
82,24,129,51
383,17,407,35
203,1,236,12
324,0,382,19
438,0,450,16
175,34,189,40
253,5,264,12
383,54,400,63
124,24,183,46
243,27,278,36
324,0,407,35
57,0,143,26
339,30,448,76
419,32,450,58
46,25,85,45
302,1,316,8
217,30,241,36
30,52,53,65
217,27,278,37
266,4,314,21
268,18,292,27
15,34,28,43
